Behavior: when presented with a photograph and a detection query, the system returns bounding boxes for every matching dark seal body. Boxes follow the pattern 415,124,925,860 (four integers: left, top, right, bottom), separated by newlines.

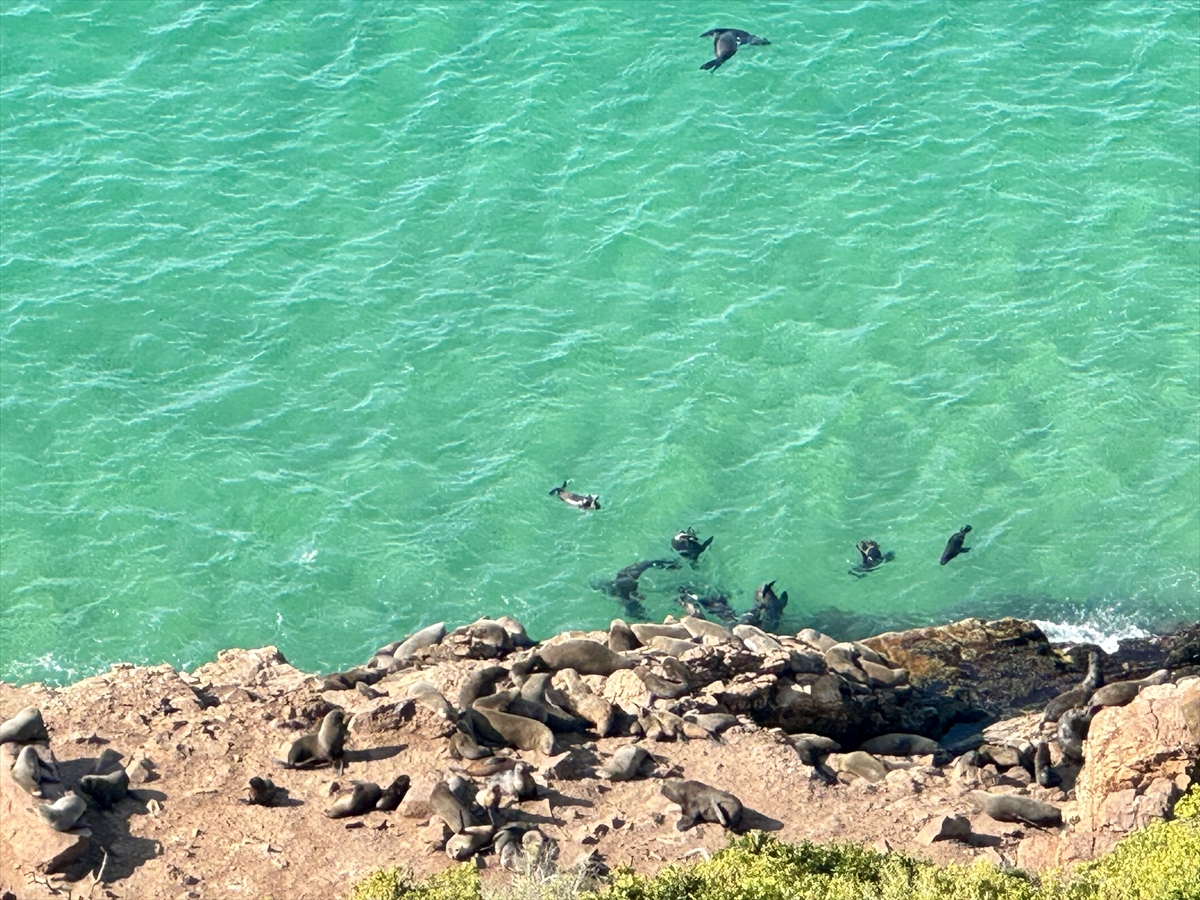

700,28,769,71
661,779,743,830
671,528,713,561
548,480,600,510
940,525,972,565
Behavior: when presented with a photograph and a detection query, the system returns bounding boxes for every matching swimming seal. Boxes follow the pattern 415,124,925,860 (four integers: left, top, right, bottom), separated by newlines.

671,528,713,562
661,779,743,830
741,580,788,632
548,480,600,510
939,525,972,565
677,585,739,625
596,559,681,618
700,28,769,71
848,540,895,578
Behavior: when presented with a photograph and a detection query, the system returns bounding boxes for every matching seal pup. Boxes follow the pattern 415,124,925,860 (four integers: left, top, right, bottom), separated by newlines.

245,776,289,807
848,540,895,578
700,28,769,71
282,709,347,773
661,779,743,830
548,480,600,510
671,527,713,562
940,525,972,565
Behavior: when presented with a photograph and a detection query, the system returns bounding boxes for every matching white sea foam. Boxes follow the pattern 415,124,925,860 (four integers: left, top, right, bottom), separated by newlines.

1033,619,1150,654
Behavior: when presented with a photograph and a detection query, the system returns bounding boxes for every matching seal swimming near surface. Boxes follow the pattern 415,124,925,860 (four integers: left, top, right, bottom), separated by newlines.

848,540,895,578
548,480,600,510
671,528,713,562
741,580,788,632
700,28,769,71
595,558,680,617
939,525,972,565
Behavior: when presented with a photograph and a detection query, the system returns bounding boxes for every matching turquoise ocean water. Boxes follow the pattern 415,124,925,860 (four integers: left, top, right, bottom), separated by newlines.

2,1,1197,685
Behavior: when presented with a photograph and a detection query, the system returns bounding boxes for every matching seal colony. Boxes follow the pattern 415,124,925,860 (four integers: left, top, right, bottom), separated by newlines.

3,617,1195,892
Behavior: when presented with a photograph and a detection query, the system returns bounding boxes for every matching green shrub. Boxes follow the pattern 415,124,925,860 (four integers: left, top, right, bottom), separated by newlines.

349,788,1200,900
1064,785,1200,900
348,864,482,900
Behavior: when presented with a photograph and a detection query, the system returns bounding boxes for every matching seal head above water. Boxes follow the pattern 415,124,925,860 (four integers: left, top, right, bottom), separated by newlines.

700,29,769,71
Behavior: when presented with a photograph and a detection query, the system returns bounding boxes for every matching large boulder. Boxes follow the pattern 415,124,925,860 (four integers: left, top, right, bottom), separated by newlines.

1075,677,1200,847
861,618,1074,721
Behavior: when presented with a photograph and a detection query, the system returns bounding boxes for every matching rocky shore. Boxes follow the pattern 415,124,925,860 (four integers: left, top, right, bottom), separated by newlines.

2,615,1198,900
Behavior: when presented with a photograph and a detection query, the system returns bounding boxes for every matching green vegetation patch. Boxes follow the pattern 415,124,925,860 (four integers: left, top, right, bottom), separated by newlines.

349,786,1200,900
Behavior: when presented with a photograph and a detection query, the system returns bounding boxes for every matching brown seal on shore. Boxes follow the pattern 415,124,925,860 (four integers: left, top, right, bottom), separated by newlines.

700,28,769,71
37,792,88,831
969,790,1061,827
548,480,600,510
282,709,347,773
0,706,49,744
325,781,383,818
940,525,972,565
661,779,743,830
79,768,129,810
245,776,289,807
511,639,634,680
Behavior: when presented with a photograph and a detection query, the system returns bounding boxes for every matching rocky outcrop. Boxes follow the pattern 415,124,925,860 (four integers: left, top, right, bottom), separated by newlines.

1,616,1195,899
1075,677,1200,846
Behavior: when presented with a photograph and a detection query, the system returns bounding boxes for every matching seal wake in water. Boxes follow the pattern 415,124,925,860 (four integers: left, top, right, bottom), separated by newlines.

700,29,769,71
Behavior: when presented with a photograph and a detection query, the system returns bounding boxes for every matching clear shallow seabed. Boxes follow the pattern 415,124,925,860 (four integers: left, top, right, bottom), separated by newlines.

1,1,1197,685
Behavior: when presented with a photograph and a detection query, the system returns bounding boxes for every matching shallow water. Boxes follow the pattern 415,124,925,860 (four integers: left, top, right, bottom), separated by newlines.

2,1,1197,684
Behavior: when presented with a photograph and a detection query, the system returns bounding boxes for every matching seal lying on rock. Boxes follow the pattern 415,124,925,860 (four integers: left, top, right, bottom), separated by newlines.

549,480,600,510
1087,669,1170,713
37,792,88,832
325,781,383,819
599,745,651,781
471,695,556,754
662,779,743,830
969,790,1062,827
1042,649,1105,723
0,706,49,744
512,639,634,680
